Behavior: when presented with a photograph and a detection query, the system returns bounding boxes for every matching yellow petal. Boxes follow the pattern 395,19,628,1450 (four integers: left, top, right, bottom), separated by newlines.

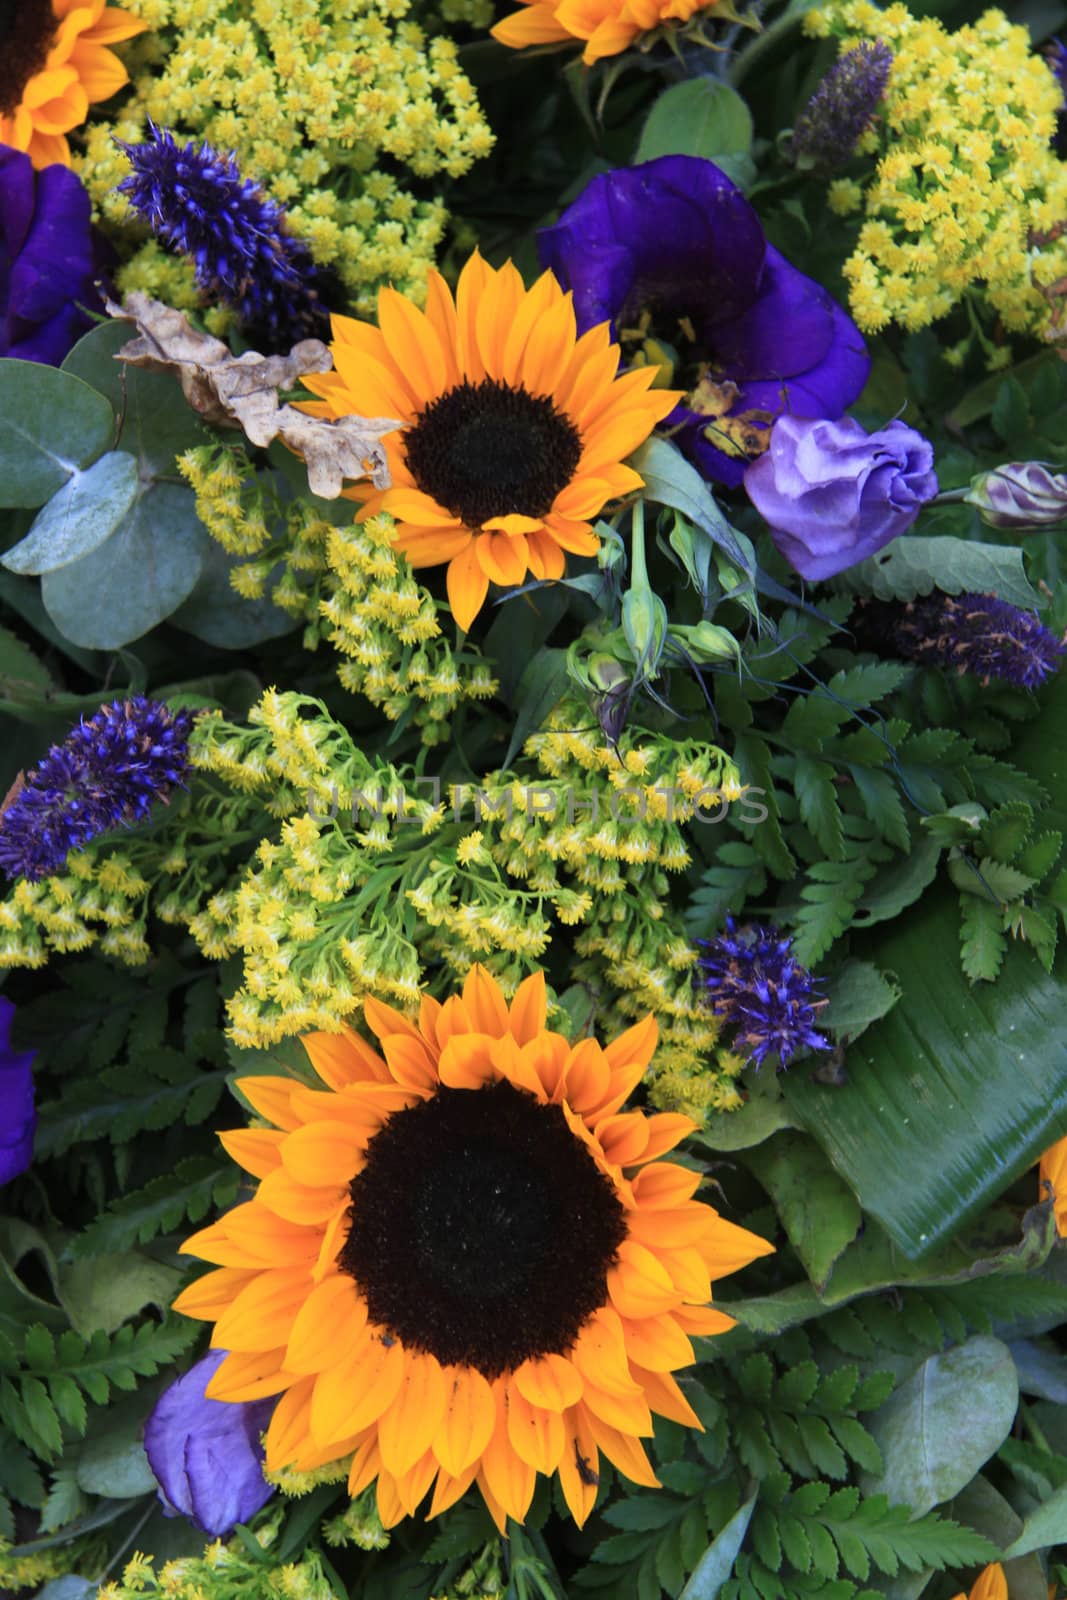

286,1273,368,1374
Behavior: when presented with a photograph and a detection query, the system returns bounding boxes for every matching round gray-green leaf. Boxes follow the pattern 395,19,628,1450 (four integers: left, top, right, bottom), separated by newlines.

0,360,115,508
2,452,139,574
861,1335,1018,1516
63,320,207,475
172,538,299,648
41,482,209,649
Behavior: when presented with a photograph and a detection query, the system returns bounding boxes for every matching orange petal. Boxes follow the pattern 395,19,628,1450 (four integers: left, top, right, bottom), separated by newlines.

446,543,491,632
235,1076,302,1130
508,970,548,1044
256,1165,347,1226
281,1120,368,1187
204,1347,295,1402
309,1330,405,1445
480,1384,537,1525
630,1364,703,1428
436,1365,496,1477
378,1351,448,1478
607,1239,679,1319
506,1381,566,1473
302,1026,391,1088
172,1266,260,1321
557,1407,600,1527
619,1312,694,1373
213,1263,313,1352
218,1127,285,1179
286,1273,368,1374
514,1352,584,1412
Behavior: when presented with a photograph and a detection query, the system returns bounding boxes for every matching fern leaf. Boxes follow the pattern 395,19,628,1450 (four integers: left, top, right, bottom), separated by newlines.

72,1156,239,1256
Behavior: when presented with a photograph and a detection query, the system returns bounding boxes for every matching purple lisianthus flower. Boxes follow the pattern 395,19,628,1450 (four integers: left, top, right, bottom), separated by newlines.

743,414,938,579
538,156,870,487
144,1350,275,1536
0,145,110,366
0,998,36,1184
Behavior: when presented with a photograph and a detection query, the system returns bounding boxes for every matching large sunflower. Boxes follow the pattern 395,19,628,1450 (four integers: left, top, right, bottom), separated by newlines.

299,253,680,631
0,0,145,169
174,966,773,1531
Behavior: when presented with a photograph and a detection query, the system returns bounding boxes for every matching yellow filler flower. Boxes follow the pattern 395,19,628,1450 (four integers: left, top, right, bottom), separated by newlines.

491,0,718,65
0,0,145,168
299,253,680,631
174,966,772,1531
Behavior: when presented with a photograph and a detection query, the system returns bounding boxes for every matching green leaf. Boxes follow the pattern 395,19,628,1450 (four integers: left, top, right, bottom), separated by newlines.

0,623,50,692
833,536,1043,611
820,961,901,1039
75,1392,158,1499
629,437,756,578
782,887,1067,1257
1,452,139,575
172,539,299,648
41,482,209,649
1002,1480,1067,1558
795,756,844,859
636,79,754,168
698,1090,798,1151
861,1337,1018,1517
0,360,114,508
71,1157,240,1256
62,319,206,476
959,895,1006,982
680,1493,757,1599
504,647,570,768
58,1252,184,1337
745,1133,862,1289
852,835,942,931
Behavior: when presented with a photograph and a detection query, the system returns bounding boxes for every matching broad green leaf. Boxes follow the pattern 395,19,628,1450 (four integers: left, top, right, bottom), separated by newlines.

782,887,1067,1257
630,437,756,577
504,647,570,768
0,623,50,691
0,360,114,508
833,535,1042,610
74,1392,158,1499
62,319,207,475
860,1336,1018,1516
58,1251,184,1337
41,482,209,649
744,1132,862,1288
636,80,754,169
698,1090,798,1151
679,1492,757,1599
2,452,139,574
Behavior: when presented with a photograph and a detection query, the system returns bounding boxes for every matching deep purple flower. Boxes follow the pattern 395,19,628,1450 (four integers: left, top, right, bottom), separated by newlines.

117,124,332,350
744,414,938,579
696,918,829,1069
144,1350,275,1536
1,144,110,366
876,592,1065,689
538,156,870,487
793,40,893,170
0,697,194,883
1045,39,1067,157
0,998,36,1184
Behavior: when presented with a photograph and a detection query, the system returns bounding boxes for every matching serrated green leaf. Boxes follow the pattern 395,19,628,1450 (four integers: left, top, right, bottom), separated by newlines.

833,536,1043,610
960,895,1007,982
745,1134,861,1289
820,960,901,1039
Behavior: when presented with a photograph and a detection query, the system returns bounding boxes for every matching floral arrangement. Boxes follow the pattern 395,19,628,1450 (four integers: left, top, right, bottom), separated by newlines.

2,0,1067,1597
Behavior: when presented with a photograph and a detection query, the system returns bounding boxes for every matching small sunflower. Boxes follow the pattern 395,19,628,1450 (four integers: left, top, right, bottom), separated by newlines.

491,0,717,65
174,966,773,1531
1039,1133,1067,1237
299,253,680,631
0,0,145,169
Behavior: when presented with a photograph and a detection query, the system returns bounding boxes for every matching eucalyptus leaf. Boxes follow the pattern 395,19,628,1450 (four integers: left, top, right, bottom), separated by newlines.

41,483,209,649
0,360,115,508
861,1336,1018,1516
75,1391,160,1500
636,79,754,167
832,535,1043,610
62,319,207,474
679,1492,757,1599
1008,1338,1067,1403
2,452,139,575
783,888,1067,1257
172,539,299,648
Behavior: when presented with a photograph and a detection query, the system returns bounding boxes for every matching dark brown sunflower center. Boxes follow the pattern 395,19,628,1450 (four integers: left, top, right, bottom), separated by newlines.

0,0,56,117
402,378,582,529
338,1078,627,1379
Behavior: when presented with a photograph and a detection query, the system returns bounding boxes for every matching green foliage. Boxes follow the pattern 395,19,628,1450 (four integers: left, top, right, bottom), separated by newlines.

71,1156,239,1257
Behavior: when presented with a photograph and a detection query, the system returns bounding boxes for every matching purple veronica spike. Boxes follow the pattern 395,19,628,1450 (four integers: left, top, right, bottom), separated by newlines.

117,123,331,350
883,593,1066,690
696,918,830,1069
538,156,869,488
792,40,893,170
0,697,194,883
1,143,112,365
144,1350,275,1536
0,998,36,1185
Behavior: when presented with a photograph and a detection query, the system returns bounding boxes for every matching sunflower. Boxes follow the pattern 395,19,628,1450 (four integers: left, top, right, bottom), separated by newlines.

491,0,718,65
174,965,773,1531
0,0,145,169
298,253,680,631
1039,1133,1067,1237
951,1564,1006,1600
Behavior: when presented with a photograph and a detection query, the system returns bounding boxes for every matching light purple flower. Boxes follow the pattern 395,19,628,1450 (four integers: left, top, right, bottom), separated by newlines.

0,997,36,1185
743,414,938,579
144,1350,275,1535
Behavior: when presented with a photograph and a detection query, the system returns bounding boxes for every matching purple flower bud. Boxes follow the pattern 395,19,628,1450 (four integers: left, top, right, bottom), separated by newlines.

144,1350,275,1536
743,415,939,580
793,41,893,171
0,998,36,1185
966,462,1067,530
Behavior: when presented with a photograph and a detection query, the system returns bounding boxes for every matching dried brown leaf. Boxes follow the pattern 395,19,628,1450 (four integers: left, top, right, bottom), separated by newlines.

106,293,396,496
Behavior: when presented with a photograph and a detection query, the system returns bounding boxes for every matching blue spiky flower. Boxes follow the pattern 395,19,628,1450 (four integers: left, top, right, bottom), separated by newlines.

116,123,331,350
891,592,1066,690
0,697,194,883
696,919,830,1069
792,40,893,170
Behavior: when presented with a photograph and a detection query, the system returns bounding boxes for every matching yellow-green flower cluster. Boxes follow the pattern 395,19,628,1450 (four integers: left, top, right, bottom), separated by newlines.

190,691,746,1109
77,0,495,317
807,2,1067,347
96,1517,332,1600
0,850,152,969
322,511,498,741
